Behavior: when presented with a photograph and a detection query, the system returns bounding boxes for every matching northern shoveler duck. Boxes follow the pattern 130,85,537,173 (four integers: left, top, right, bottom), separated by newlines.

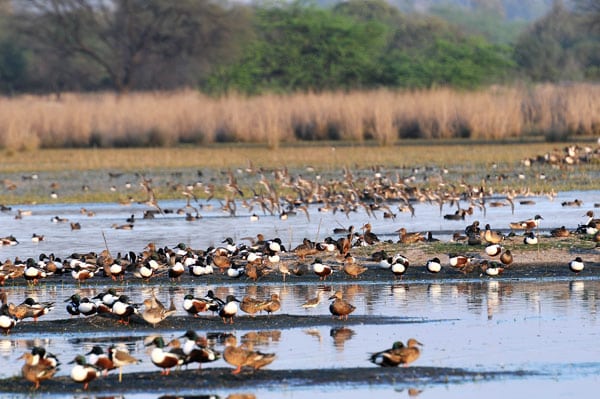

500,249,513,266
523,231,538,245
485,243,503,257
70,355,100,390
9,297,54,322
146,336,183,375
182,294,211,317
569,257,585,273
480,260,504,276
219,295,241,324
109,345,141,382
361,223,380,245
24,259,47,285
464,221,481,237
509,214,543,231
0,313,18,334
51,215,69,223
86,346,115,376
223,335,276,375
396,228,425,244
167,259,185,282
483,224,504,244
258,293,281,316
31,233,44,243
550,226,570,237
369,338,423,367
65,294,96,317
141,294,176,327
240,296,262,317
426,257,442,273
70,222,81,230
448,254,471,269
179,330,220,369
227,262,245,278
312,258,333,281
343,258,368,279
293,238,318,261
329,290,356,320
111,295,138,325
20,351,58,389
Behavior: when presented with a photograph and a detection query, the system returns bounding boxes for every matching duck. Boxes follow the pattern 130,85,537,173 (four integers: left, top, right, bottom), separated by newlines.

523,231,538,245
146,336,183,375
31,233,44,243
223,335,276,375
109,345,141,382
480,260,504,276
485,243,503,257
0,313,18,334
369,338,423,367
9,297,54,321
141,294,177,327
396,227,425,244
483,224,504,244
500,249,513,266
550,226,570,237
70,355,100,390
343,259,368,279
20,351,58,389
312,258,333,281
179,330,220,369
426,257,442,273
569,257,585,273
219,295,241,324
86,346,115,376
168,259,185,282
258,293,281,316
239,296,263,317
361,223,380,245
389,253,410,280
509,214,543,231
182,294,211,317
448,254,471,268
329,290,356,320
111,295,138,325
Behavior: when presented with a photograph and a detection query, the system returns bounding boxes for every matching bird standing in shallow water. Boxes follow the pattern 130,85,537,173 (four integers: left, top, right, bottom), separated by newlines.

329,290,356,320
369,338,423,367
223,335,276,374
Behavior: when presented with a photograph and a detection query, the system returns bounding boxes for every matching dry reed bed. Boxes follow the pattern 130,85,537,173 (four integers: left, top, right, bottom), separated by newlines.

1,84,599,150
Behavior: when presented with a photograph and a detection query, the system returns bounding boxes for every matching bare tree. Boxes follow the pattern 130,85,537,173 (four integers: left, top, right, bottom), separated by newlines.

15,0,247,92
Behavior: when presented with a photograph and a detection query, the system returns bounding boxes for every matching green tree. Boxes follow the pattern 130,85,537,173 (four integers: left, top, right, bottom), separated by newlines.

204,1,388,94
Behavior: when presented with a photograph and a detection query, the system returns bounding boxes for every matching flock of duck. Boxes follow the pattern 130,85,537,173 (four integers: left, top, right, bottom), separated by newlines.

1,143,599,392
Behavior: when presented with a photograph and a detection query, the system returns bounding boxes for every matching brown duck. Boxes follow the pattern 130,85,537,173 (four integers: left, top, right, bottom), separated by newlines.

370,338,423,367
329,290,356,320
223,335,276,374
20,352,58,389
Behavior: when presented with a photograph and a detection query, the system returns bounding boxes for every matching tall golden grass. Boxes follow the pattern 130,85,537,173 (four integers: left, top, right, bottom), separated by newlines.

1,84,599,150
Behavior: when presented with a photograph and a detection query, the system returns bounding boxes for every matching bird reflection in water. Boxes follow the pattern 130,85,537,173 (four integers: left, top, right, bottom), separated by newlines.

330,326,355,351
241,330,281,347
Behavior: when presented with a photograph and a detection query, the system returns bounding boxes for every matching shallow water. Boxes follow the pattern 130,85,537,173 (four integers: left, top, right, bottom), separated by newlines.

1,279,599,397
1,190,599,398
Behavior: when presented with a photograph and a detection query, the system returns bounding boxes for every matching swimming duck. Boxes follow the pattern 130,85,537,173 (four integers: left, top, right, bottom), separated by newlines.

312,258,333,281
329,291,356,320
20,351,58,389
179,330,220,369
426,257,442,273
141,294,176,327
219,295,241,324
369,338,423,367
109,345,141,382
223,335,276,375
509,214,543,231
70,355,100,390
569,257,585,273
146,336,183,375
